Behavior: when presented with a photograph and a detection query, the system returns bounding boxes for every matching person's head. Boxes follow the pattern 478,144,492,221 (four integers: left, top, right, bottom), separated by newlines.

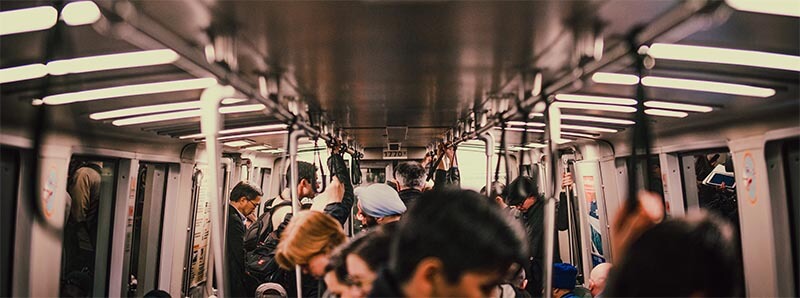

324,231,372,298
275,211,346,278
480,182,507,206
390,189,528,298
394,162,426,191
346,224,397,298
606,210,739,297
552,263,577,298
505,176,540,212
230,181,263,216
588,263,612,297
355,183,407,228
286,161,318,198
143,289,171,298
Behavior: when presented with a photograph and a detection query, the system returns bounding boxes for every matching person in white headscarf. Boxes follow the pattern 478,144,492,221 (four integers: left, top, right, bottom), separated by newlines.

354,183,407,229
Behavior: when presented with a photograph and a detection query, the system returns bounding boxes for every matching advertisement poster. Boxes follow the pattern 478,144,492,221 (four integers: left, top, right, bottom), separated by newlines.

189,169,211,287
582,175,606,265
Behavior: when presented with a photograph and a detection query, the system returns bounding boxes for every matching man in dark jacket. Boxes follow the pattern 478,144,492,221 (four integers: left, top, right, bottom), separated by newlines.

393,161,426,208
369,189,527,297
227,181,263,297
506,175,570,297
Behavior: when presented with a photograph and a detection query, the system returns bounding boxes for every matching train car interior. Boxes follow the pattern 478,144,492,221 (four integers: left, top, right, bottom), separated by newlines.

1,0,798,297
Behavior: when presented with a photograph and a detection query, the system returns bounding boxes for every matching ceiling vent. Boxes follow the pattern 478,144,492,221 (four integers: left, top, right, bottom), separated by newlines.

385,126,408,143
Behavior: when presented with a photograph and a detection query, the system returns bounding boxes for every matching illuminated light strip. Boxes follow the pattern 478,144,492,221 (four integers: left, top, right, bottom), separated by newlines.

725,0,800,18
0,6,57,36
645,109,689,118
223,140,254,147
648,43,800,72
555,94,637,105
555,102,637,113
43,78,217,105
560,131,599,138
592,72,640,85
61,1,101,26
507,121,546,127
90,101,199,120
217,130,289,141
560,124,618,133
221,98,248,104
641,76,775,98
497,127,545,133
0,64,48,83
179,123,289,139
219,104,265,114
644,101,713,112
112,110,200,126
561,114,635,125
47,49,179,75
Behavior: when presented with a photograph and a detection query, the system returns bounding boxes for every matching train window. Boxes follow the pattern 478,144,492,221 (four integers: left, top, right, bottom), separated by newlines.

0,148,19,297
678,149,745,294
60,157,118,297
779,139,799,295
456,148,516,191
124,163,169,297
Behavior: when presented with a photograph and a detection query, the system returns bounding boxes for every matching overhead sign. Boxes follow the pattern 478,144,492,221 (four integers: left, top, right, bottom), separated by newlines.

383,149,408,160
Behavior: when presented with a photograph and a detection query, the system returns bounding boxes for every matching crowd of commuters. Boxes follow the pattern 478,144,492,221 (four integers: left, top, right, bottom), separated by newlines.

218,144,740,298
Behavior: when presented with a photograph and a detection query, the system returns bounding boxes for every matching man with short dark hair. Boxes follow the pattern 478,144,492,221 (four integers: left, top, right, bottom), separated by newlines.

393,161,426,208
369,189,528,297
227,181,264,297
270,161,317,229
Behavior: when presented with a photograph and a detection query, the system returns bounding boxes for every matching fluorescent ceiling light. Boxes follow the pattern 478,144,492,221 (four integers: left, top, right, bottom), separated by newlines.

217,130,288,141
592,72,640,85
725,0,800,18
561,114,635,125
497,127,545,133
263,148,285,154
555,102,637,113
219,104,266,114
560,124,618,133
525,143,547,148
223,140,253,147
509,146,531,151
43,78,217,105
555,94,637,105
641,76,775,97
90,101,199,120
179,123,288,139
529,112,544,117
644,101,713,113
221,98,248,104
47,49,179,75
61,1,101,26
560,131,598,138
508,121,546,127
0,6,57,36
648,43,800,72
0,64,48,83
645,109,689,118
112,110,200,126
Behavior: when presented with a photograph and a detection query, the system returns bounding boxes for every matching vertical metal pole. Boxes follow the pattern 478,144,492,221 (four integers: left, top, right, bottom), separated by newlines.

479,131,495,193
542,101,562,298
200,84,234,298
287,128,307,298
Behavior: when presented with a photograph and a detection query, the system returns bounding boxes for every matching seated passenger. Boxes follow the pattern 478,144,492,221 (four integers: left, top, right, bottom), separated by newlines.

346,224,397,298
605,210,740,297
551,263,579,298
393,161,427,208
369,189,528,297
354,183,407,229
587,263,612,298
480,181,507,207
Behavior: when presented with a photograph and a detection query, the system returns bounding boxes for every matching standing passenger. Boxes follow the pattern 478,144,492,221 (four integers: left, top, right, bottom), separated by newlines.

354,183,406,229
227,181,263,297
393,162,426,208
369,189,528,297
63,161,102,279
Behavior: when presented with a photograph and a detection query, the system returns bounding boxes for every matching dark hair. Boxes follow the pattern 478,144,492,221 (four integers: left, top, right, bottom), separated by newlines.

606,211,740,297
505,176,540,207
326,230,371,282
285,161,317,189
351,223,398,271
230,180,263,202
143,289,171,298
390,189,527,284
394,162,426,189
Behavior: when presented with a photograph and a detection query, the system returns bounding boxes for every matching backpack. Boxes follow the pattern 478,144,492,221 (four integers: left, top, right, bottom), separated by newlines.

243,198,292,252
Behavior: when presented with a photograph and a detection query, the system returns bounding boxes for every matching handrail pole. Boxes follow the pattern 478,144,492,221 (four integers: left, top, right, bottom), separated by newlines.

287,128,307,297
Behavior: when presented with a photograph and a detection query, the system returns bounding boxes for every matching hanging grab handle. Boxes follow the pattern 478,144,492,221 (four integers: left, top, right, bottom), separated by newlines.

313,138,327,193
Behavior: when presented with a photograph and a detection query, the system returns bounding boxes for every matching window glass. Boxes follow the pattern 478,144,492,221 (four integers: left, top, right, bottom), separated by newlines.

0,148,19,297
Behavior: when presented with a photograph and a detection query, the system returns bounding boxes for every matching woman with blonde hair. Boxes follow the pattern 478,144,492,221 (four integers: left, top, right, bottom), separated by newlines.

275,210,347,278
